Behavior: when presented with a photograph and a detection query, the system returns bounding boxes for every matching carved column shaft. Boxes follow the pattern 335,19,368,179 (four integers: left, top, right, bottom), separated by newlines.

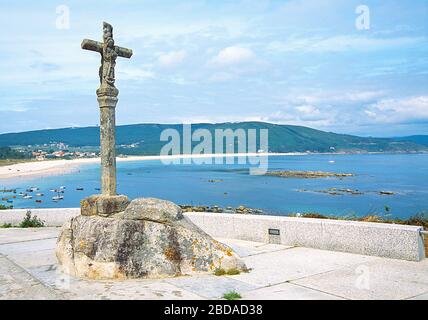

97,90,119,196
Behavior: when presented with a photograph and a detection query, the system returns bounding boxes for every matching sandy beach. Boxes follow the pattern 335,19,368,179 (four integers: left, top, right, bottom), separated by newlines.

0,153,302,180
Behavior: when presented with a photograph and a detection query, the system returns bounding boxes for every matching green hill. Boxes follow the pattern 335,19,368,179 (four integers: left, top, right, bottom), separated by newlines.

395,135,428,147
0,122,426,155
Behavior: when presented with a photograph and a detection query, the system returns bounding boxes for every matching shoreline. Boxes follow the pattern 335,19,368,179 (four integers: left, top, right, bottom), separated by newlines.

0,152,300,180
0,151,426,180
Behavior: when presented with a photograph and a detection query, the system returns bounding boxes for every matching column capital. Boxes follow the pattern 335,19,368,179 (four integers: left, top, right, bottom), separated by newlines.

97,95,118,108
97,85,119,108
96,85,119,98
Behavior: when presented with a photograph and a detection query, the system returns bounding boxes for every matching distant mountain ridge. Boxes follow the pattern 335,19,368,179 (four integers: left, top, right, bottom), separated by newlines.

0,122,426,155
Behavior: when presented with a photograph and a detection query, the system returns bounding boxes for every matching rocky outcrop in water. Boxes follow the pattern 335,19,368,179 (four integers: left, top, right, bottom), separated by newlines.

266,170,354,179
179,205,263,215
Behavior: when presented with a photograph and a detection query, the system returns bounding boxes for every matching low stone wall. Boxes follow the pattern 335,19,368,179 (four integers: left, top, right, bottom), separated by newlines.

0,208,80,227
0,208,425,261
184,213,426,262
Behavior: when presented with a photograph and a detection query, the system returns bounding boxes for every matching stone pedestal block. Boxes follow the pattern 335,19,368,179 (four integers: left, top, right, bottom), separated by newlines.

80,194,130,217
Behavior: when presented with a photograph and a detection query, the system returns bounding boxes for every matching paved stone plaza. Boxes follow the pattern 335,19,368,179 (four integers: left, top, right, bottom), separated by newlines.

0,227,427,300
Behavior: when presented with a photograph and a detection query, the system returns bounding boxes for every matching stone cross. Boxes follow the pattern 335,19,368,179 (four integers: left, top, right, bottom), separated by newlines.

82,22,133,196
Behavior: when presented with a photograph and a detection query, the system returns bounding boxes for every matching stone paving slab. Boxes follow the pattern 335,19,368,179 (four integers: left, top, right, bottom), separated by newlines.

165,275,258,299
0,227,60,245
409,291,428,300
216,237,293,257
60,278,206,300
0,238,57,255
0,228,427,300
0,254,61,300
241,282,344,300
230,247,378,287
293,258,428,300
3,249,56,269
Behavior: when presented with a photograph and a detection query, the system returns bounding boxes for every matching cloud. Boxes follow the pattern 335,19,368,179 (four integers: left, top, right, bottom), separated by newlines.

293,90,386,105
30,62,61,72
157,50,187,67
267,36,425,53
295,105,323,120
209,72,235,82
255,110,334,128
364,96,428,124
119,67,156,80
211,46,255,66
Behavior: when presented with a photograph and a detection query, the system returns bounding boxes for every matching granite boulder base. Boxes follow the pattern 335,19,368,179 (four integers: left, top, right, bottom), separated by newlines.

56,197,246,280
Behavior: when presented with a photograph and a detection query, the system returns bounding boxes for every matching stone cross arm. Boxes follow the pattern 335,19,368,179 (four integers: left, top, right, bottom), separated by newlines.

81,39,133,58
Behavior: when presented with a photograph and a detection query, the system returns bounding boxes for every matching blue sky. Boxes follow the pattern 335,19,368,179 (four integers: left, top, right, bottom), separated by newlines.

0,0,427,136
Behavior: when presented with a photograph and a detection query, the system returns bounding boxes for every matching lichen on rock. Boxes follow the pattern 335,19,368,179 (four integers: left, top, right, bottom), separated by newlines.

56,197,246,280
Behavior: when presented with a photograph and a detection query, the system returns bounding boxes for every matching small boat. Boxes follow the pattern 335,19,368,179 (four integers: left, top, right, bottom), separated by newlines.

7,199,13,203
329,160,335,164
35,200,42,204
60,186,66,190
36,193,44,197
95,188,101,191
52,195,64,201
1,197,8,201
50,189,57,192
23,195,33,199
18,192,26,196
76,187,84,191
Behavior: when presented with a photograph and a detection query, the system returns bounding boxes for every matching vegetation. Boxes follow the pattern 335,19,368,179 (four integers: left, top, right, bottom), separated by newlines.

18,211,45,228
291,211,428,230
225,268,241,275
214,268,227,276
0,122,426,154
0,204,13,210
395,135,428,147
223,291,242,300
0,223,12,228
214,267,242,276
0,147,31,160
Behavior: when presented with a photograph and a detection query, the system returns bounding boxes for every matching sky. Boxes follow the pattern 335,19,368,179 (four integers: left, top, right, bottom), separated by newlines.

0,0,427,136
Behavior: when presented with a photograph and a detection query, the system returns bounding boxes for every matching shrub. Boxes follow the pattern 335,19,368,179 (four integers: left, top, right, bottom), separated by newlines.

0,223,13,228
19,211,45,228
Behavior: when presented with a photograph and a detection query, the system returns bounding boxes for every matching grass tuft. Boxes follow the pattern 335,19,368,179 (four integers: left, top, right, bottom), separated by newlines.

223,291,241,300
226,268,241,275
214,268,226,276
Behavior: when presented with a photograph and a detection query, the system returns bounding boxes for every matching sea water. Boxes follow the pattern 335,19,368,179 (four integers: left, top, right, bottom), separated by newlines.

1,153,427,219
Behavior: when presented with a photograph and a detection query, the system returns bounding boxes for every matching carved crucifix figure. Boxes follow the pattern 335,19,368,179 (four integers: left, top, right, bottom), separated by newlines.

81,22,133,196
82,22,133,90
